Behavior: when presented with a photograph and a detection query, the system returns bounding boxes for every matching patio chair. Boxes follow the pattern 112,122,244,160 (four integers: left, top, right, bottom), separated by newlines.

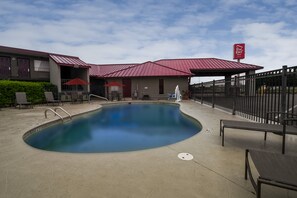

220,112,297,154
245,149,297,198
110,91,120,101
15,92,33,109
142,94,150,100
71,92,83,103
167,93,176,100
44,92,61,106
60,92,71,102
77,91,84,102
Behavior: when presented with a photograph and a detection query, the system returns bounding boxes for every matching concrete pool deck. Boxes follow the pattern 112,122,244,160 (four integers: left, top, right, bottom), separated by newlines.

0,100,296,198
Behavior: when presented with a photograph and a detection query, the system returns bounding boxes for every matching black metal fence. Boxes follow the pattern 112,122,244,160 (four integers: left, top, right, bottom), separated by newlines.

190,65,297,123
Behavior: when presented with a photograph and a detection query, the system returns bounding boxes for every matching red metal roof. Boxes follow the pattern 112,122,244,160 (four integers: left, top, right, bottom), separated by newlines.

102,61,192,78
0,45,91,68
49,54,90,68
89,63,136,77
1,45,263,77
90,58,262,78
155,58,263,74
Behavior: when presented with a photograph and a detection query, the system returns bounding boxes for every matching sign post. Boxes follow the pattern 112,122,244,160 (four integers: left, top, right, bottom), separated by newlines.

233,43,245,62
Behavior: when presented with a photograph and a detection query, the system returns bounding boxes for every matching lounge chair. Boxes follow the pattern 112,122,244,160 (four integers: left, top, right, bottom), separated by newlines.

220,112,297,153
15,92,33,109
245,149,297,198
44,92,61,106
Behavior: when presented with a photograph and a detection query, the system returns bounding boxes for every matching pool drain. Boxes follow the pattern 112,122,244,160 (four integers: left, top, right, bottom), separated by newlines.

178,153,193,161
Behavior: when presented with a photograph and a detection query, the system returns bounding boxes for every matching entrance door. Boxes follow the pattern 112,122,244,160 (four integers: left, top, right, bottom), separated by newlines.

0,56,11,78
17,58,30,78
122,78,131,97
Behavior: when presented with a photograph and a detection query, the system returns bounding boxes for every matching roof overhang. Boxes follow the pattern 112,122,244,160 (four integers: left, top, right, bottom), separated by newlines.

190,67,263,76
0,45,48,58
59,63,91,69
49,54,91,68
155,58,264,77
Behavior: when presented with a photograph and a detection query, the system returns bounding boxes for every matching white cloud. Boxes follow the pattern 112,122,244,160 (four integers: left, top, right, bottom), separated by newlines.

232,22,297,69
219,0,249,7
175,12,220,27
0,0,296,74
285,0,297,6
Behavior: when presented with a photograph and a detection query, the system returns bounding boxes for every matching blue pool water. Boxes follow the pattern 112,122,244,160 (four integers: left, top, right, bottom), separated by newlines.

25,103,202,153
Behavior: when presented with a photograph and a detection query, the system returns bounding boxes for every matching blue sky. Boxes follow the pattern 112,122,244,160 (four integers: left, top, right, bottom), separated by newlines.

1,0,297,76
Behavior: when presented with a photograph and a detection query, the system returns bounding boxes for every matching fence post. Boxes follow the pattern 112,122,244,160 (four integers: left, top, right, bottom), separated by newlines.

232,76,237,115
281,65,287,154
212,80,215,108
191,85,195,101
201,82,204,104
281,66,287,119
194,84,197,101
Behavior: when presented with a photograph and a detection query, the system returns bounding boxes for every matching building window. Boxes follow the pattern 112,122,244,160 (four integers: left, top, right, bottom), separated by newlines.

34,60,49,72
159,79,164,94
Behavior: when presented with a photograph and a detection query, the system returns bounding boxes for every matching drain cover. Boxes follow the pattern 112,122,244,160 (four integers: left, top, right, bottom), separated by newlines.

178,153,193,161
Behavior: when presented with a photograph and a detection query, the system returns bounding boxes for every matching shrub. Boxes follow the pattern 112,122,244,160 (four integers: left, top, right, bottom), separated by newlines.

0,80,58,107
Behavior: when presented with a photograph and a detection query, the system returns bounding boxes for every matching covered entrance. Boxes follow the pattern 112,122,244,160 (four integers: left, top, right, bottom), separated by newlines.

90,78,105,97
17,58,30,78
122,78,131,97
0,56,11,78
49,54,90,92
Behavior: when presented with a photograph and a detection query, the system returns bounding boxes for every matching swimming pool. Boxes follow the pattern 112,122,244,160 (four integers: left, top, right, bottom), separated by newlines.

24,103,202,153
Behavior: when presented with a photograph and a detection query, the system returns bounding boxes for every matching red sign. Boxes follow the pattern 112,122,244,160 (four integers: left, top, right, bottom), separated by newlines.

233,43,245,60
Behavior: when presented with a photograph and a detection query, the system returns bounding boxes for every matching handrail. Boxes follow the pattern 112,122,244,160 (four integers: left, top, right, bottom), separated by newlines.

45,108,64,121
88,94,108,102
54,107,72,119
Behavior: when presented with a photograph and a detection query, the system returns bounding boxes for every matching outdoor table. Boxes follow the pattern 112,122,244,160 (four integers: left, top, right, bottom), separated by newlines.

245,149,297,198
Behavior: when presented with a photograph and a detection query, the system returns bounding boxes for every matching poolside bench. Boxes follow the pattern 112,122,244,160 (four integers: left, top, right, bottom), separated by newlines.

220,118,297,153
245,149,297,198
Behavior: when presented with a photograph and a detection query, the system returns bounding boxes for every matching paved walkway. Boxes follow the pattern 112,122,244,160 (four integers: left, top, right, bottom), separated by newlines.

0,100,296,198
